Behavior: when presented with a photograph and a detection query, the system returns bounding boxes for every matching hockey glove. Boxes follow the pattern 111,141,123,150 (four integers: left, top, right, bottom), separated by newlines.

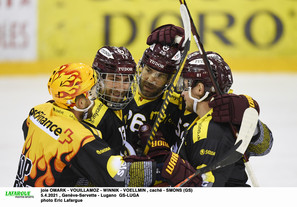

138,124,170,160
209,94,260,125
161,152,202,187
146,24,185,49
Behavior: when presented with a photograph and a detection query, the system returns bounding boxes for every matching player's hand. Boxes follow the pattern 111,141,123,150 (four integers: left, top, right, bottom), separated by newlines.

146,24,185,49
209,94,260,125
138,124,170,159
161,152,202,187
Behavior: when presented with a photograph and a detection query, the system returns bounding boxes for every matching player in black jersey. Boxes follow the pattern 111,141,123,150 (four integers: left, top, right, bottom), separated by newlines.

144,24,273,158
123,41,187,156
179,51,261,186
80,46,201,187
84,46,137,156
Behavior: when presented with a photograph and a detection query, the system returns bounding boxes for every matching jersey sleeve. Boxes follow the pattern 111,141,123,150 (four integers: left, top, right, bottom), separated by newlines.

247,120,273,156
22,119,28,141
70,138,124,187
70,128,156,187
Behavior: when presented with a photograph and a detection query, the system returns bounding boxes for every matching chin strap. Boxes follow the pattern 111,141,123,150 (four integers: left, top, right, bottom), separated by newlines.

188,87,210,113
73,99,94,120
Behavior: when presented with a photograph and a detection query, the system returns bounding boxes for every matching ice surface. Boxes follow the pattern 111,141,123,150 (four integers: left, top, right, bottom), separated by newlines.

0,73,296,187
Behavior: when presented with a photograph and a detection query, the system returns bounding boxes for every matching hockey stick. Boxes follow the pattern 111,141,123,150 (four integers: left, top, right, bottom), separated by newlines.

179,0,222,94
143,4,191,156
175,108,259,187
178,0,259,186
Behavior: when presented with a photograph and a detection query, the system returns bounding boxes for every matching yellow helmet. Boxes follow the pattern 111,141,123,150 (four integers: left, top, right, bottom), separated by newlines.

48,63,97,109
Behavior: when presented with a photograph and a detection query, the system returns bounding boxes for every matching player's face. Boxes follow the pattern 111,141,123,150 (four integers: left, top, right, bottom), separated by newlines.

103,73,131,103
139,65,169,98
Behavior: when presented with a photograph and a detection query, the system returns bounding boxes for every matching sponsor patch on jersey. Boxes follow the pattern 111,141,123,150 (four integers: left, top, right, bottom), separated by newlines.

96,147,111,155
200,149,216,156
29,108,62,140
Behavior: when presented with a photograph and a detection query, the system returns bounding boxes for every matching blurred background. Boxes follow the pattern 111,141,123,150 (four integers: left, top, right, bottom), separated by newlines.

0,0,297,187
1,0,297,74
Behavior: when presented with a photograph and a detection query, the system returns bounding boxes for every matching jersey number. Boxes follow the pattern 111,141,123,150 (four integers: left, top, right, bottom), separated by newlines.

129,113,146,132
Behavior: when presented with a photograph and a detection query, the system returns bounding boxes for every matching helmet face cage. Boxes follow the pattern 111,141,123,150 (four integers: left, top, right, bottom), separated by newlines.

97,72,136,110
182,51,233,94
92,46,137,110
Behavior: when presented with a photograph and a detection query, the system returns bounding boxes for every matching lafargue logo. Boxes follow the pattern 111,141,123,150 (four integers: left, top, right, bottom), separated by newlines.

5,190,34,198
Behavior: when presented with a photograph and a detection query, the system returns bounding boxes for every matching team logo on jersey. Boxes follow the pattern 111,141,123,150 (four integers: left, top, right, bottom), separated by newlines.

29,107,62,140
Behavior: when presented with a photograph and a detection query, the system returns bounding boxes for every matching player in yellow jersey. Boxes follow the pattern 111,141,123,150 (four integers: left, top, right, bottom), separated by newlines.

13,63,159,187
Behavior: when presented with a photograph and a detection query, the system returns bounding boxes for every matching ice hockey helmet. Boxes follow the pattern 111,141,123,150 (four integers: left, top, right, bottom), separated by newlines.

140,43,181,74
48,63,97,109
92,46,136,75
92,46,136,110
182,51,233,94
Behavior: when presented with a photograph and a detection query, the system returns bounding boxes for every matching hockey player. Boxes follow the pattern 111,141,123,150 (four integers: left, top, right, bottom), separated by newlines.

123,42,186,155
84,46,137,155
83,46,202,187
13,63,161,187
179,51,259,186
14,62,202,187
146,24,273,157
